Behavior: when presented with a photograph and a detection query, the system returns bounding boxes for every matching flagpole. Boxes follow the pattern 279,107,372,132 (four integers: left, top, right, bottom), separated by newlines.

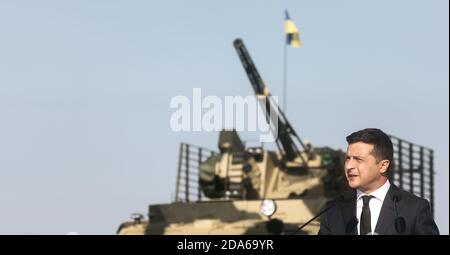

283,40,288,114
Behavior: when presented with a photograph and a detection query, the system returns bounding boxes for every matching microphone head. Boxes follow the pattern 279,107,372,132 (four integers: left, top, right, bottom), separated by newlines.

391,190,402,203
328,191,354,208
339,191,355,202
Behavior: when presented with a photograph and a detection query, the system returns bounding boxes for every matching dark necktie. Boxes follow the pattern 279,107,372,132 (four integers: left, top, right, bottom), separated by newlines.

360,195,373,235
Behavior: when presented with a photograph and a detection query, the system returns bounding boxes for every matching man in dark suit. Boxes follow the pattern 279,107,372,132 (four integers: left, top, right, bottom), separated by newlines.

318,128,439,235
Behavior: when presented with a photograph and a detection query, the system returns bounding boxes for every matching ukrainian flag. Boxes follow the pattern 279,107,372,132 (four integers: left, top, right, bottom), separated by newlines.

284,10,301,48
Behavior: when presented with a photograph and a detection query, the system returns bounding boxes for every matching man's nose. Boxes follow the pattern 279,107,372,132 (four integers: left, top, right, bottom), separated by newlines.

345,158,355,170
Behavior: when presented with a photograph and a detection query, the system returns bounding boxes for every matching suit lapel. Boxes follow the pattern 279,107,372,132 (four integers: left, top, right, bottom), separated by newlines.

374,185,397,234
340,191,357,235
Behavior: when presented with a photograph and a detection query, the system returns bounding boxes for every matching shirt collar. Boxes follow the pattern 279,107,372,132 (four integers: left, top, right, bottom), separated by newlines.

356,179,391,201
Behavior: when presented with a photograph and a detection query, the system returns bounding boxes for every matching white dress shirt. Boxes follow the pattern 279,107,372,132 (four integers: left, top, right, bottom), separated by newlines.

356,180,391,235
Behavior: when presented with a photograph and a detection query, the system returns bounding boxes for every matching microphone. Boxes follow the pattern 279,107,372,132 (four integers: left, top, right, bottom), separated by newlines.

291,192,353,235
391,190,406,234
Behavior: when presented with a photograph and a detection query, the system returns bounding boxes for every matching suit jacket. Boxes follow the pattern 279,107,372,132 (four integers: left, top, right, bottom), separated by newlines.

318,185,440,235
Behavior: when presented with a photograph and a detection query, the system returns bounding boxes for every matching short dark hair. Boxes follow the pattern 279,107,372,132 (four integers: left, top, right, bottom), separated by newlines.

346,128,393,163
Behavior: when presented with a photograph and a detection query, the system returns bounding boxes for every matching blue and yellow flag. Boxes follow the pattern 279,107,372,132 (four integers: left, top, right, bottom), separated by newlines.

284,10,301,48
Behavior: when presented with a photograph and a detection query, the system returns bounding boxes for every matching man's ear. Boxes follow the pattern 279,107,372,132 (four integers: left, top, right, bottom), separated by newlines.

379,160,390,174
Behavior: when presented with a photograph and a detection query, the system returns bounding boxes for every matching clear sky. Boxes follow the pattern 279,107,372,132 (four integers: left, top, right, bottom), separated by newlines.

0,0,448,234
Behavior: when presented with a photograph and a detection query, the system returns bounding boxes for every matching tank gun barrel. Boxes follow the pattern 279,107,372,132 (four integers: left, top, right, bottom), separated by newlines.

233,38,309,164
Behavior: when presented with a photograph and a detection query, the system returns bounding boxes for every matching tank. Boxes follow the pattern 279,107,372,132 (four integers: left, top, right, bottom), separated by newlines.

116,39,435,235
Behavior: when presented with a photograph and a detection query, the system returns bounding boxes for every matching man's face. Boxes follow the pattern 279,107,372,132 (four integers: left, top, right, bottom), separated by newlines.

345,142,388,193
